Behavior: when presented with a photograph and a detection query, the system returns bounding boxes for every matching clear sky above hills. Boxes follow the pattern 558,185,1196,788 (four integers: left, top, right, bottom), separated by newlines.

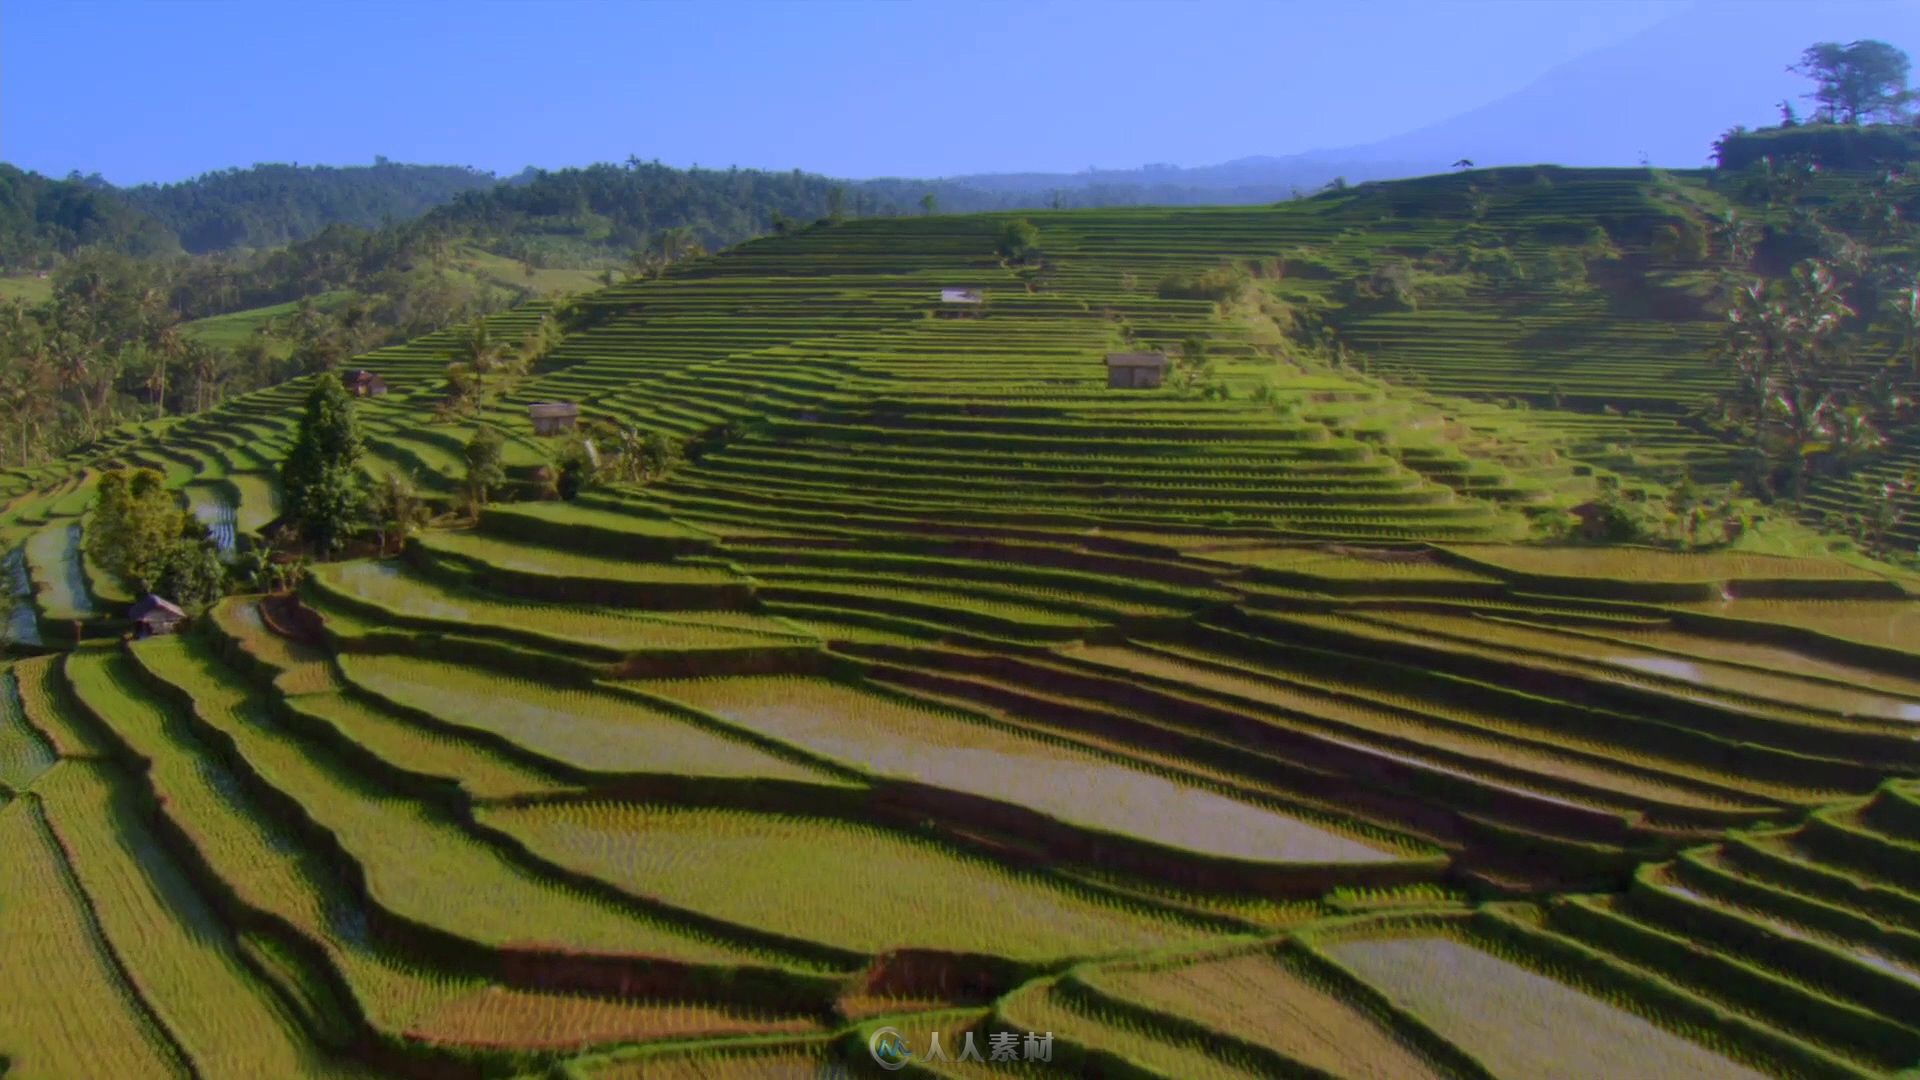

2,0,1916,185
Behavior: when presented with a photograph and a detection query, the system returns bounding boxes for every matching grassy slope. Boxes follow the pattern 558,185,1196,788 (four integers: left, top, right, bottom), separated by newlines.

180,246,600,354
0,274,54,305
181,291,354,351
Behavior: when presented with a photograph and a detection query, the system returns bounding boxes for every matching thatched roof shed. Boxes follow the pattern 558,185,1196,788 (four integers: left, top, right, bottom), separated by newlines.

344,369,388,396
1105,351,1169,389
528,401,580,435
129,594,186,638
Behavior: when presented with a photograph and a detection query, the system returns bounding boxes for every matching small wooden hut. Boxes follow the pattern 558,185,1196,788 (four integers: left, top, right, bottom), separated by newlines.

129,594,186,638
344,369,388,397
528,401,581,436
1105,351,1169,389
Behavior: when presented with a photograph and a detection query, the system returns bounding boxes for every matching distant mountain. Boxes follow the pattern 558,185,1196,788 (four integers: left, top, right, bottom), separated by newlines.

922,153,1436,205
931,1,1920,191
1315,0,1920,170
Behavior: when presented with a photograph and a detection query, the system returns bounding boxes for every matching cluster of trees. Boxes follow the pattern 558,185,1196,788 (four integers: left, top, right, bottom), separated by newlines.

0,239,517,470
122,161,498,254
276,372,473,554
1533,474,1749,549
429,162,900,267
0,161,497,267
1789,41,1913,127
439,314,567,419
0,164,178,263
277,372,695,560
1697,156,1918,557
1158,265,1248,303
1716,41,1920,170
563,422,679,491
85,469,228,611
1706,172,1916,492
1170,335,1231,400
996,219,1042,264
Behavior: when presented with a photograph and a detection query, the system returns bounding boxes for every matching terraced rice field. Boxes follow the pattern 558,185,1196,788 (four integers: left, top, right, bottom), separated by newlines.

401,988,821,1051
1074,948,1449,1079
5,169,1920,1075
0,795,189,1079
0,666,57,789
335,653,835,782
32,762,364,1079
311,560,804,654
1319,933,1769,1080
483,801,1218,960
648,674,1404,864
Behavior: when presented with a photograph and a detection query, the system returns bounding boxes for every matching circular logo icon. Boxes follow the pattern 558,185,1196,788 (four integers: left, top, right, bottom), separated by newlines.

869,1026,912,1071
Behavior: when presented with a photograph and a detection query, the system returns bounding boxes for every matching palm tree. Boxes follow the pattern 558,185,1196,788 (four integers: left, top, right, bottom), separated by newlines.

1890,273,1920,372
1775,260,1852,388
1764,384,1838,499
1710,211,1760,270
454,320,507,376
186,342,221,413
649,225,699,267
368,472,429,554
148,319,185,411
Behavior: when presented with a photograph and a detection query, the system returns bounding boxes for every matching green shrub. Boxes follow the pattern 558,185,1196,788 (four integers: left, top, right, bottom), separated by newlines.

1156,266,1249,303
1340,258,1419,311
997,219,1041,263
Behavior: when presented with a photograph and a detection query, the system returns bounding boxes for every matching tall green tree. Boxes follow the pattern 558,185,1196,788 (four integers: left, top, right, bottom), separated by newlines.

1792,40,1912,124
281,373,367,552
85,467,226,607
152,522,228,612
86,468,187,588
368,471,430,553
997,219,1042,263
463,424,507,510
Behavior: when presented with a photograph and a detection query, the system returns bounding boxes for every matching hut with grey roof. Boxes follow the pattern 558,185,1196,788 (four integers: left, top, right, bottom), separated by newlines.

344,369,388,397
129,594,186,638
1105,351,1169,389
528,401,580,436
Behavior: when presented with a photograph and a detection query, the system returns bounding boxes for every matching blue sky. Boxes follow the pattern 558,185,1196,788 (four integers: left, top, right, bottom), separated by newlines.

0,0,1896,185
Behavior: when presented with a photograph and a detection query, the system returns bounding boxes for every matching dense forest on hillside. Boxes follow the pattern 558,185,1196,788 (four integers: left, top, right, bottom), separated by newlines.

0,164,180,263
428,161,906,266
120,161,499,253
0,161,498,265
1,158,1348,273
